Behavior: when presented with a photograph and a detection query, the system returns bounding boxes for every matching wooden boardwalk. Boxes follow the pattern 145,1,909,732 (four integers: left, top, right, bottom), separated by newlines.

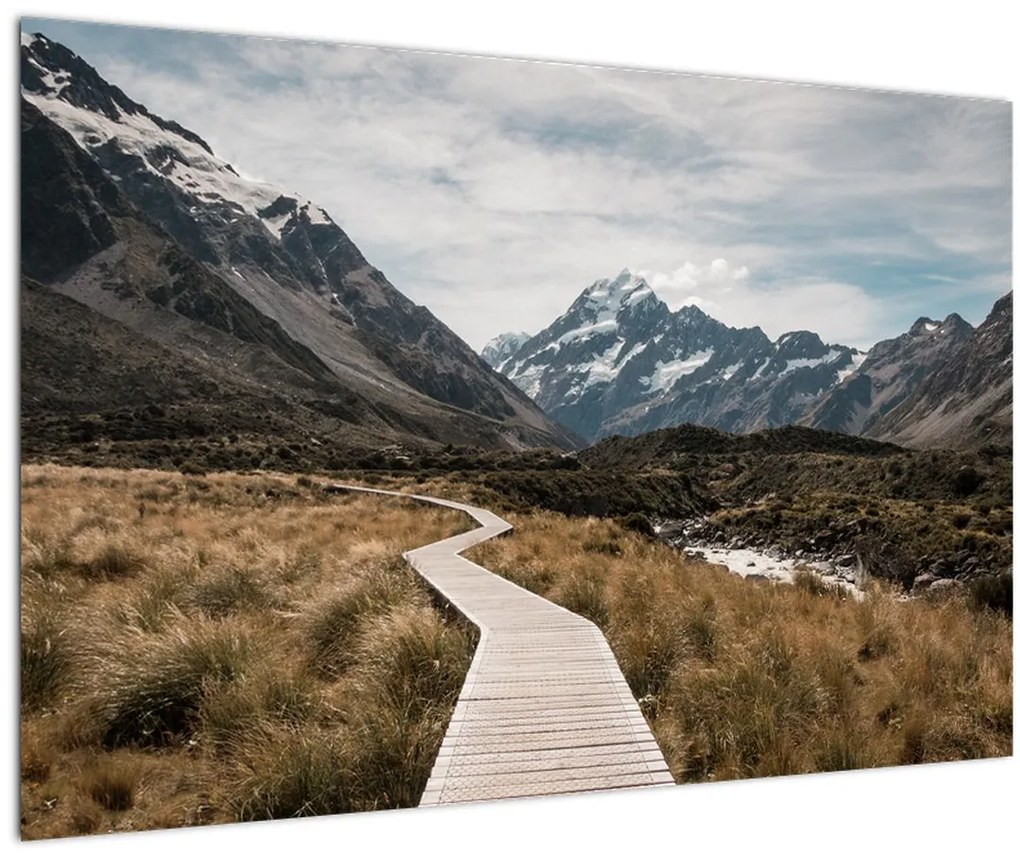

334,485,674,806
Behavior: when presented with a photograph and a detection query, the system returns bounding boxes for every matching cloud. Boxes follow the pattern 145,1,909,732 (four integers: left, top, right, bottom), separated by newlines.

639,262,887,347
27,19,1011,351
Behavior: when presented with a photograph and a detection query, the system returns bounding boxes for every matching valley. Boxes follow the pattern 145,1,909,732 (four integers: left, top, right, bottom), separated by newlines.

17,24,1013,841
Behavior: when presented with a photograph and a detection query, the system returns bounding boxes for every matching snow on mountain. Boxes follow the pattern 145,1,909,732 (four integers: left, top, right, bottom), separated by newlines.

642,349,714,392
499,269,866,440
21,33,332,246
480,331,531,368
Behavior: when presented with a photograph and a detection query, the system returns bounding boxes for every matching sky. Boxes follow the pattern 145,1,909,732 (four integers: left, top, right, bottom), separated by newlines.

22,17,1013,352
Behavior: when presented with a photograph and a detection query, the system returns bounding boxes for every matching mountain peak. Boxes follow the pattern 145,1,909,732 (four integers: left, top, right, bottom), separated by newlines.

22,32,215,155
776,330,825,352
907,313,974,338
586,268,646,297
675,303,707,320
577,269,657,320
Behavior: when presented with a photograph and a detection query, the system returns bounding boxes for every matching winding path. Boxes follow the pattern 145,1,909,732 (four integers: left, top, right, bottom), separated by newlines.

333,485,673,806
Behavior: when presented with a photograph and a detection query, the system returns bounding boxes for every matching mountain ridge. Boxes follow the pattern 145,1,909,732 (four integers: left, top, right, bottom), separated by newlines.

493,269,864,441
485,269,1010,449
21,32,582,454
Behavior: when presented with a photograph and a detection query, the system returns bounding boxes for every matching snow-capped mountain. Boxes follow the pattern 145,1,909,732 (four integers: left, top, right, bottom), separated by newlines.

480,332,530,368
21,32,580,452
498,269,865,440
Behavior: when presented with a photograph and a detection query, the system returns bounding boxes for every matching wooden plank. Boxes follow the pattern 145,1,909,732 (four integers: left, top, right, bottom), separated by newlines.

330,484,673,806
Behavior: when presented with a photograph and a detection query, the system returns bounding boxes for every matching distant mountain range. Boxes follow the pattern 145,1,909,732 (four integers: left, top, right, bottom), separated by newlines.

485,270,1011,448
20,32,581,456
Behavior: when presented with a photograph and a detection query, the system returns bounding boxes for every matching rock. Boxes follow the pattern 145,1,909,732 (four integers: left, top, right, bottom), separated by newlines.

745,573,770,582
746,561,756,567
794,549,805,558
834,554,856,568
929,578,962,593
912,572,937,591
930,559,954,578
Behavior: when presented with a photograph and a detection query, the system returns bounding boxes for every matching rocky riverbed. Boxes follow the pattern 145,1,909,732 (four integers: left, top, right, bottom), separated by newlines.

652,512,995,599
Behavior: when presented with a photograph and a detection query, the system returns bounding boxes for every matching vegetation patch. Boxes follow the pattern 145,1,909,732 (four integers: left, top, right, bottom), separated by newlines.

19,464,473,840
470,510,1012,782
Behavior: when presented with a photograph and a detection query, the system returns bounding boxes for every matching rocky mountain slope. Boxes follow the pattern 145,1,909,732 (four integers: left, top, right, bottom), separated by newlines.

21,32,580,455
804,313,974,437
865,292,1013,449
495,269,865,441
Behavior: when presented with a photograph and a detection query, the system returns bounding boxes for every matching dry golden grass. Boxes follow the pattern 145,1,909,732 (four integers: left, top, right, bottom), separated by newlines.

19,464,474,840
469,511,1012,783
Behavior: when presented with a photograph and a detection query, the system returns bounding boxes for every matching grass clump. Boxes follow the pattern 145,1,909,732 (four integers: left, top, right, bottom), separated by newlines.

305,563,416,678
84,758,141,811
189,566,273,618
83,612,257,748
232,726,350,820
230,604,473,819
21,606,70,713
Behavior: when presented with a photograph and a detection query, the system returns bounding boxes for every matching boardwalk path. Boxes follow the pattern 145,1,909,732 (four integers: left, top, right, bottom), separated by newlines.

334,485,674,806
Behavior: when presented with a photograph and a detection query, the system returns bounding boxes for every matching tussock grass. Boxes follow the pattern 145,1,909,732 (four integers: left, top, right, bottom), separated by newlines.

20,464,473,840
21,604,70,713
306,563,417,678
232,603,473,819
470,510,1012,783
83,757,141,811
82,611,258,748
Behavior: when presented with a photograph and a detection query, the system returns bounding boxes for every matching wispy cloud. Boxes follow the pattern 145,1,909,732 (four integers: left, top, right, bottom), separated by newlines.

24,18,1012,350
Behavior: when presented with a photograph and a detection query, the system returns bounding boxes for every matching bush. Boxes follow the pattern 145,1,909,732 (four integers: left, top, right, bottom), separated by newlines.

968,572,1012,617
620,512,656,537
952,466,983,498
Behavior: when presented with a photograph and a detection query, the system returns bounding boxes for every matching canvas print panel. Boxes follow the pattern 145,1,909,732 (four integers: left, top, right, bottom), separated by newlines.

19,17,1012,841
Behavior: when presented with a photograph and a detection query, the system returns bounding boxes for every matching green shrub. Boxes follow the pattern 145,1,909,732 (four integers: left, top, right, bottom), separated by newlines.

620,512,656,537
